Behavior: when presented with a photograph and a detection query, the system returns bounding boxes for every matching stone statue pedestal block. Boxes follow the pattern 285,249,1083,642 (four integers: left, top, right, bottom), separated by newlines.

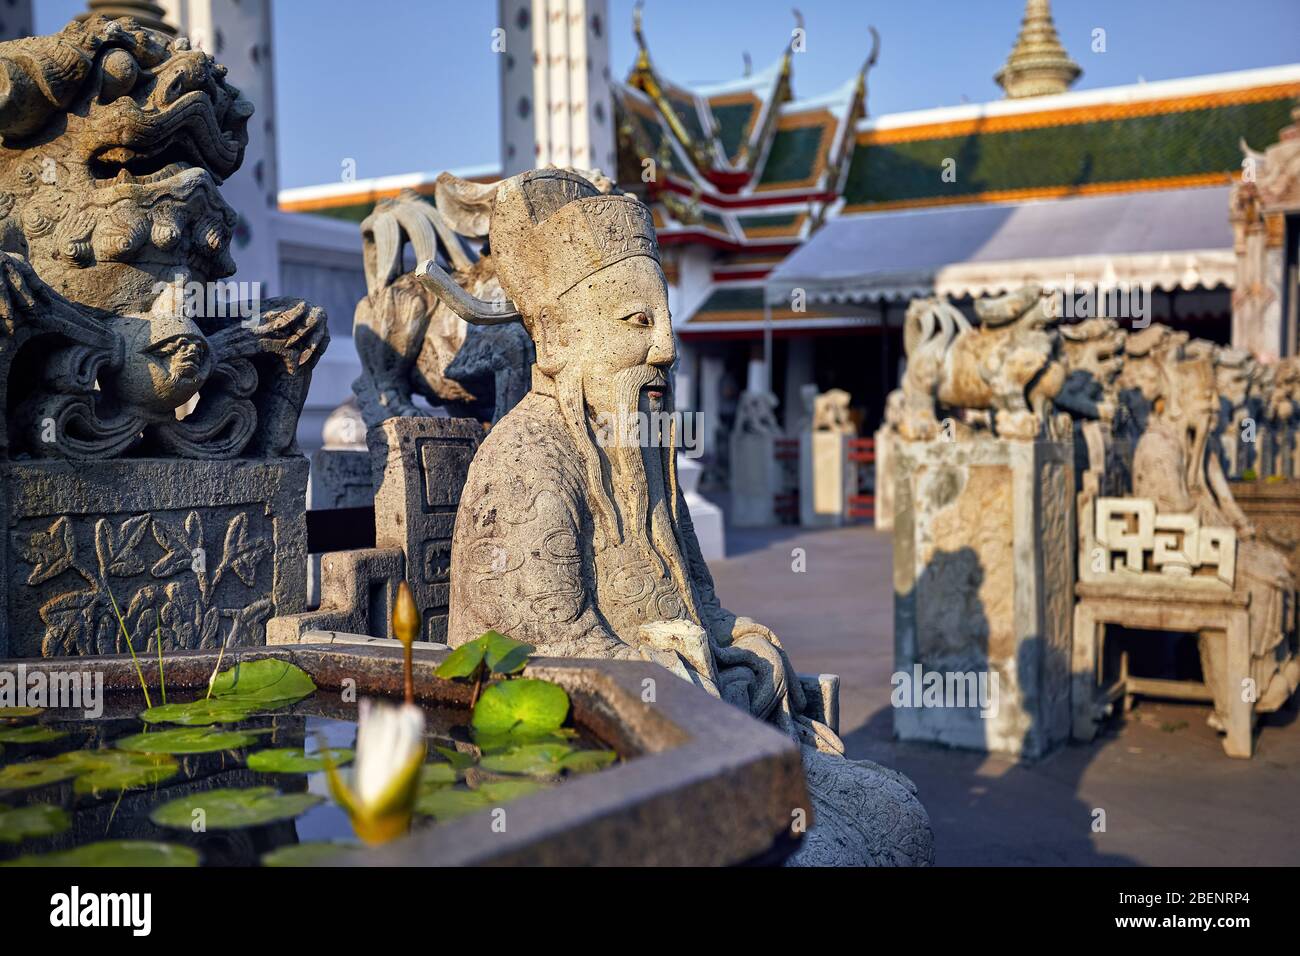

272,417,481,646
892,438,1075,758
799,432,852,528
308,448,374,510
305,447,373,607
372,418,482,644
729,432,777,527
874,426,895,531
1,457,309,659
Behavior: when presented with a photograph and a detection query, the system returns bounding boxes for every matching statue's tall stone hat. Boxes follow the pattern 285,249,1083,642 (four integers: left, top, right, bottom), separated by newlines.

413,169,660,332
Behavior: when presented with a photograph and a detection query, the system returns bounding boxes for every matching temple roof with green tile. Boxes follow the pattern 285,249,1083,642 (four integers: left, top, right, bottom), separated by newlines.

842,66,1300,214
273,18,1300,338
611,7,880,255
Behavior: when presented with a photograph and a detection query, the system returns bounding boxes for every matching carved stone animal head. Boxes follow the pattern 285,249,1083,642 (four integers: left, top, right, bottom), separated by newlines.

1267,356,1300,422
1119,323,1189,405
812,388,853,433
1212,347,1255,411
735,390,779,436
1060,318,1126,390
0,17,251,314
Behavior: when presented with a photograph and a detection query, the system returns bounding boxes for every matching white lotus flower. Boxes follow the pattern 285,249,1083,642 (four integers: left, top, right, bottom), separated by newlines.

325,698,426,844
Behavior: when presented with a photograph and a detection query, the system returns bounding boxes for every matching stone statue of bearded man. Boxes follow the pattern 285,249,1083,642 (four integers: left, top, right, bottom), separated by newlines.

418,168,932,866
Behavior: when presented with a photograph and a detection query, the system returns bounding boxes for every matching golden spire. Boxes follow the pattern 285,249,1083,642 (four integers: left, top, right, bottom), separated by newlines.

632,0,652,75
994,0,1080,99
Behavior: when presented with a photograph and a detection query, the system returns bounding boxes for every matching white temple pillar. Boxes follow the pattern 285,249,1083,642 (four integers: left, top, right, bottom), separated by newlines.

699,355,724,461
783,337,814,434
499,0,616,177
159,0,281,297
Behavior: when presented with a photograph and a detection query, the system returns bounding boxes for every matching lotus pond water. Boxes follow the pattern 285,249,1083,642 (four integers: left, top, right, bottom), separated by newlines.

0,656,618,867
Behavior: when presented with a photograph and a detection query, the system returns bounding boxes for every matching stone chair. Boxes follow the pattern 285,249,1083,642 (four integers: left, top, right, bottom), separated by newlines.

1071,493,1255,757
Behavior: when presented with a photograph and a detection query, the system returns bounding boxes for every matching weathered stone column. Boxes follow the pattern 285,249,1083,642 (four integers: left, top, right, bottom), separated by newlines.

892,438,1075,758
371,418,483,643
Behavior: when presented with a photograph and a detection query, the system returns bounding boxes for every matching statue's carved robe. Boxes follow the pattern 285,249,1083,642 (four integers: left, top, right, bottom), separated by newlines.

448,389,797,724
448,387,935,865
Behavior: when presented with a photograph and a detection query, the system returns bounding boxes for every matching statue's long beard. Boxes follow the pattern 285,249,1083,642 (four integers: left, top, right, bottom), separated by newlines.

552,363,702,627
554,363,683,547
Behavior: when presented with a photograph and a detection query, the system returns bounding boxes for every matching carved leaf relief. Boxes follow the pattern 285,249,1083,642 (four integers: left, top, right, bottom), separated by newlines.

16,506,275,656
150,510,203,579
94,514,151,577
15,515,75,585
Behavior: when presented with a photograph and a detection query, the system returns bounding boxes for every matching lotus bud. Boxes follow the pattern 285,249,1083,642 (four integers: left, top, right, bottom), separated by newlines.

393,580,420,704
324,698,426,845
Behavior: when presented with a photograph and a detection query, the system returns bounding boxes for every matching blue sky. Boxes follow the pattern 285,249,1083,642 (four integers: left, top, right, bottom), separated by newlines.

36,0,1300,189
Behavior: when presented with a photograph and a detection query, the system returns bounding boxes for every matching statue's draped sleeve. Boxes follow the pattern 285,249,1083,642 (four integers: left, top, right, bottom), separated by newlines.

449,411,640,660
670,476,735,640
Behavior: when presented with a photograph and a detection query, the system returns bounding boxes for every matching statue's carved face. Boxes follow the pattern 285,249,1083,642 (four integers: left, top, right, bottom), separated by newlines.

1215,359,1253,409
0,19,250,313
1157,356,1217,435
1061,319,1125,390
546,256,675,419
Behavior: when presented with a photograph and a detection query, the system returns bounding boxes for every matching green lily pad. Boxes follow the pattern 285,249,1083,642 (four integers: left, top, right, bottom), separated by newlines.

0,759,78,791
418,762,459,789
261,842,362,867
478,743,615,777
247,748,354,774
434,746,477,771
477,779,549,803
115,726,270,755
56,751,179,795
141,698,256,726
0,725,66,744
434,641,486,680
436,631,534,679
208,659,316,705
0,804,70,843
471,727,576,755
479,742,574,777
471,678,569,741
0,707,43,722
481,631,534,674
2,840,200,867
559,749,618,774
0,750,178,794
414,787,491,821
150,787,323,830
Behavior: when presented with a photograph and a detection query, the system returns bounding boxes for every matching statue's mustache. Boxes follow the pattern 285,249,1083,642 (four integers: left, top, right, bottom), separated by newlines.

616,365,669,397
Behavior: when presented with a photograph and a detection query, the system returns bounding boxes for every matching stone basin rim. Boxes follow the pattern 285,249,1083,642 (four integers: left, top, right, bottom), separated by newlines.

1,643,810,866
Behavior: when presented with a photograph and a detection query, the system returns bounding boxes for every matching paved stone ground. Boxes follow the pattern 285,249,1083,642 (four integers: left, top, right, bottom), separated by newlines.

707,522,1300,866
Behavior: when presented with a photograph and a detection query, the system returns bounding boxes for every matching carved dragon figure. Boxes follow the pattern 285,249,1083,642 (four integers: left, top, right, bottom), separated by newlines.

0,16,327,461
897,285,1065,441
351,177,535,426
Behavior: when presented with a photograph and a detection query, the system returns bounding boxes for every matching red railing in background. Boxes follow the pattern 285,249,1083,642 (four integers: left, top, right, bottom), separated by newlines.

847,437,875,522
773,437,799,521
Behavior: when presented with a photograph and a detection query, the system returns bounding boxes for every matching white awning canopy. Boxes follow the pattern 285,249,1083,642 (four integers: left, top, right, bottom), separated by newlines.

765,186,1236,307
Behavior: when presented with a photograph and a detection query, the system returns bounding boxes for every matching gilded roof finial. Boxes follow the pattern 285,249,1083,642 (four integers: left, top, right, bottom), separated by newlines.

994,0,1080,99
854,25,881,100
633,0,651,73
779,8,803,87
